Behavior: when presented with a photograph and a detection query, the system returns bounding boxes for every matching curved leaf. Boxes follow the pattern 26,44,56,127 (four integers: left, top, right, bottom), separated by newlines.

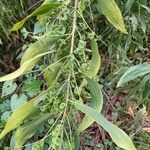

73,102,136,150
87,39,101,78
15,114,50,148
97,0,127,33
0,90,48,139
20,33,58,71
43,62,61,86
79,39,101,90
78,78,103,133
0,51,53,82
125,0,135,14
78,0,86,13
117,63,150,87
11,3,61,31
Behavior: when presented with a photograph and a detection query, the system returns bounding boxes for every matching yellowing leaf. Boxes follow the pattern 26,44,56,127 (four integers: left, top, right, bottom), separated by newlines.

11,3,61,31
0,51,53,82
78,78,103,133
73,102,136,150
20,33,57,71
78,0,86,13
97,0,127,33
0,89,48,139
125,0,135,14
15,114,50,148
117,63,150,87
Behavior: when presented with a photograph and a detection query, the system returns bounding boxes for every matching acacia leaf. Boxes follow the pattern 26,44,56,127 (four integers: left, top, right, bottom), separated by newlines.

43,62,61,86
73,101,136,150
11,3,61,31
79,39,101,90
15,114,50,148
78,78,103,133
0,51,53,82
125,0,135,13
20,33,57,72
0,90,48,139
97,0,127,33
117,63,150,87
140,4,150,13
87,39,101,78
78,0,86,13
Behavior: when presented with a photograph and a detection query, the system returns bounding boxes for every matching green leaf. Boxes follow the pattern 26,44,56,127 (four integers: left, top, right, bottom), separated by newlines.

1,81,17,97
117,63,150,87
32,140,44,150
20,33,58,72
0,90,48,139
73,102,136,150
97,0,127,33
43,62,61,86
0,51,53,82
87,39,101,78
10,94,27,111
79,39,101,90
78,78,103,133
15,114,50,148
1,111,11,125
22,79,42,97
11,3,61,31
78,0,86,13
140,4,150,13
125,0,135,14
142,80,150,100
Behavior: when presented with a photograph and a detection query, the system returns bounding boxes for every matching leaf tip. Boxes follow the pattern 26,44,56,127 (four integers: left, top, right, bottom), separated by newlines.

11,19,26,32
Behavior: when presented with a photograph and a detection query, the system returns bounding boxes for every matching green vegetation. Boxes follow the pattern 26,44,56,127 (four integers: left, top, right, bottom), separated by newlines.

0,0,149,149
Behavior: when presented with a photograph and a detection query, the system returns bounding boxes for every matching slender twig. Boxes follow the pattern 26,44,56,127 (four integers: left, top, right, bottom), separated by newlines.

70,0,78,55
26,0,44,12
102,89,115,109
61,0,78,125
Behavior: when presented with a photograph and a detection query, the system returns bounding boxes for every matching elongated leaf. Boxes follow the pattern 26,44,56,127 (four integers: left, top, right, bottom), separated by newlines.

73,102,136,150
140,4,150,13
97,0,127,33
117,63,150,87
79,39,101,90
20,33,58,71
32,140,44,150
43,62,61,86
11,3,61,31
15,114,50,148
78,0,86,13
0,51,53,82
87,39,101,78
125,0,135,14
0,90,48,139
78,78,103,133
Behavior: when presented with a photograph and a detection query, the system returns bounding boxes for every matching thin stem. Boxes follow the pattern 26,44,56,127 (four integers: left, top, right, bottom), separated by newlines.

70,0,78,55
